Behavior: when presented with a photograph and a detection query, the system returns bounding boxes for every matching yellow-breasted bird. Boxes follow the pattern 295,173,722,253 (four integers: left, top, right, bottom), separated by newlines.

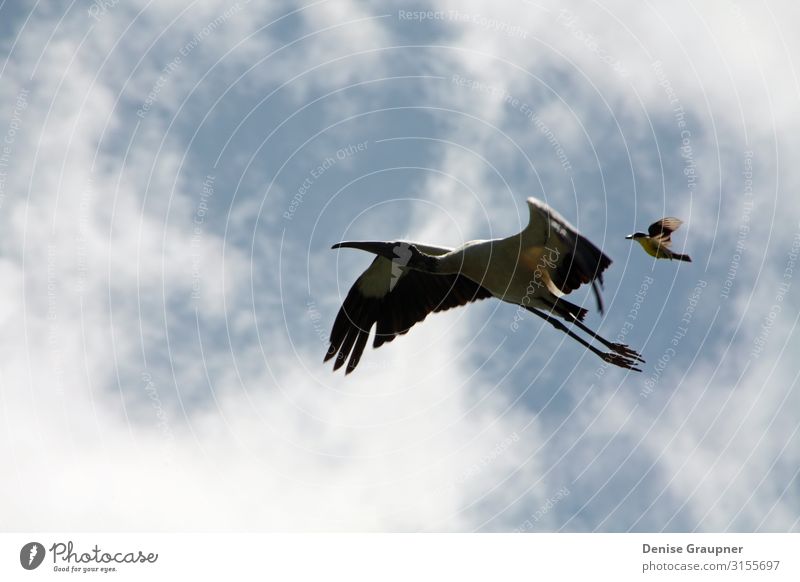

626,218,691,262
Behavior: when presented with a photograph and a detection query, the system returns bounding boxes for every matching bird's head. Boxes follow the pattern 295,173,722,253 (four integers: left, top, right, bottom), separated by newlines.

625,232,647,240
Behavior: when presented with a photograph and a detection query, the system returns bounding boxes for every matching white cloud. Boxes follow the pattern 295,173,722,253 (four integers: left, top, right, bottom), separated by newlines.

1,0,798,533
0,0,548,532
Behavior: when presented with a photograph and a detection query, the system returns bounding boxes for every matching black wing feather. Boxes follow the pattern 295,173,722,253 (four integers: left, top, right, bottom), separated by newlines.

549,232,612,314
326,266,491,373
525,197,612,314
648,217,683,243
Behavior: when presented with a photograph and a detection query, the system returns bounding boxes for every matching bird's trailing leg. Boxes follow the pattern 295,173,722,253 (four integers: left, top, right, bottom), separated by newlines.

525,307,643,372
565,316,645,363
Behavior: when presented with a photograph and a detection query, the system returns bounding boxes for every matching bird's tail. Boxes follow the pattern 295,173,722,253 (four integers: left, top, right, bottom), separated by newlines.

672,252,692,262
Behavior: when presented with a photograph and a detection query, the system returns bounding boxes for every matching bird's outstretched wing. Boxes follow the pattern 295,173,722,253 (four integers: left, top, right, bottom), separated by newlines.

647,217,683,247
522,197,612,313
326,250,492,373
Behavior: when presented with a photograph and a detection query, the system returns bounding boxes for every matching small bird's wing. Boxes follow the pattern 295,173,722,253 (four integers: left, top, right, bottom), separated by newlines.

326,246,492,373
647,217,683,247
522,197,612,313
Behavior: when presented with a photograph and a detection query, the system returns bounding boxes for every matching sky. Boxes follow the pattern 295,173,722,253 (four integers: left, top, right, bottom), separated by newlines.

0,0,798,532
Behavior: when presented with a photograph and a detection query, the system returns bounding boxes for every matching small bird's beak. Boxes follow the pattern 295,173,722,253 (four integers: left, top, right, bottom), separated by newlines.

625,234,634,240
331,241,397,260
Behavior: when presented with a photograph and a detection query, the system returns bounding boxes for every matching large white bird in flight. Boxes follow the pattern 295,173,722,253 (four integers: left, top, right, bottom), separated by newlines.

326,197,644,373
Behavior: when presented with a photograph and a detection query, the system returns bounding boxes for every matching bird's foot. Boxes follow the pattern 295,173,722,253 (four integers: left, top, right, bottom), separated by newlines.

609,342,645,362
602,352,643,372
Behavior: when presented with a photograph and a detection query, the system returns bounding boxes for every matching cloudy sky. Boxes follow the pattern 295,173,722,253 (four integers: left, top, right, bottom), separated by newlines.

0,0,798,532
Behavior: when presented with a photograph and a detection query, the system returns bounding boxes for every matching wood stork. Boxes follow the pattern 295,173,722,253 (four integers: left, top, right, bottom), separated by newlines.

325,197,644,374
626,218,691,262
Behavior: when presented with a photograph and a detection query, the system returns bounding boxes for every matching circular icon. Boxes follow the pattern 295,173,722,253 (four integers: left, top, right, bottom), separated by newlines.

20,542,46,570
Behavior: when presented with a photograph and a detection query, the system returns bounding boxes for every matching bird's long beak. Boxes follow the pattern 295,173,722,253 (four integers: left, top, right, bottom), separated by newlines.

625,234,634,240
331,241,397,260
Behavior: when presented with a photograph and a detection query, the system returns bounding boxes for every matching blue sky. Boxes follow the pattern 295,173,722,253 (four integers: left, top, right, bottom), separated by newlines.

0,0,798,531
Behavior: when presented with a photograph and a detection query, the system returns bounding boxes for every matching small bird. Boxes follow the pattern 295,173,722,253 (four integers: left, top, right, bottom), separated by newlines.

626,218,691,262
